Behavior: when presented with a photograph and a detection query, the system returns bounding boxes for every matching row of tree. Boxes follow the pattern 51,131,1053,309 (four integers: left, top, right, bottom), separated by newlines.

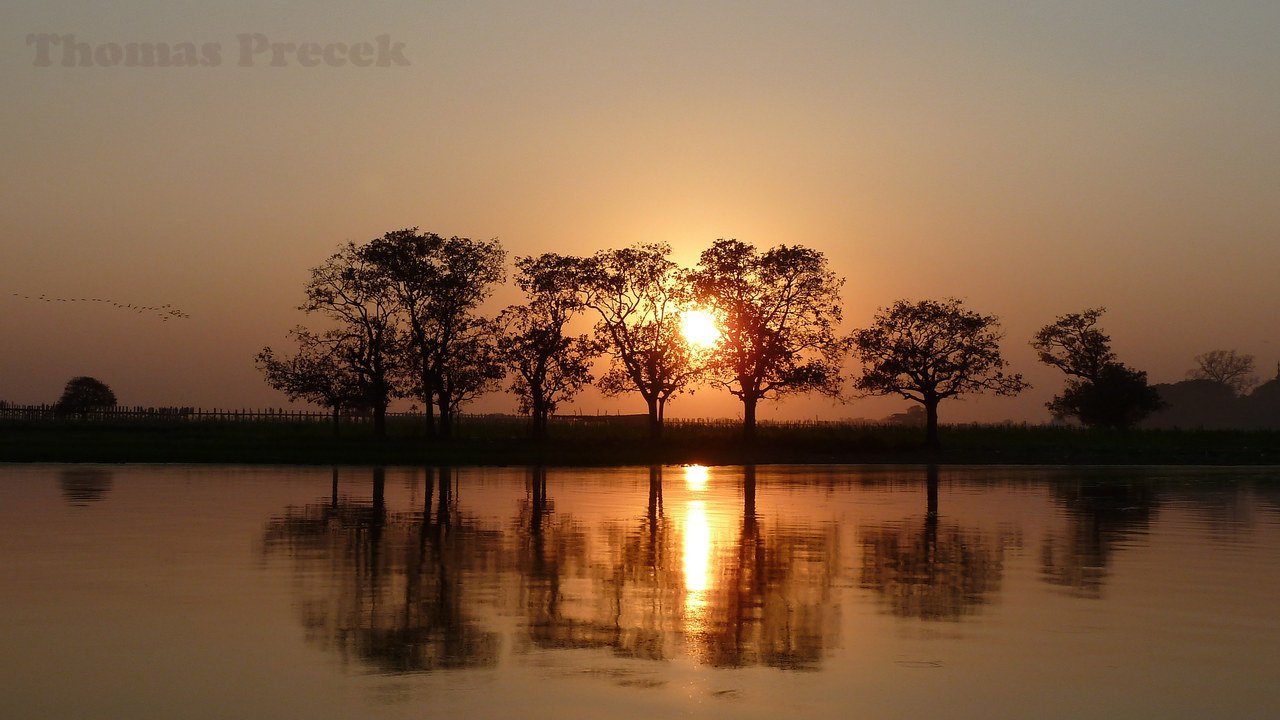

255,229,1250,445
257,232,854,440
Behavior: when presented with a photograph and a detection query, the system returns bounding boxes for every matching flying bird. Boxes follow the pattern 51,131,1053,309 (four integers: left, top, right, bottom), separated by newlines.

10,292,189,321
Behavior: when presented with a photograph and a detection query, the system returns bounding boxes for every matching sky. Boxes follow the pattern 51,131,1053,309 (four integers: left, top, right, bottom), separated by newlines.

2,1,1278,423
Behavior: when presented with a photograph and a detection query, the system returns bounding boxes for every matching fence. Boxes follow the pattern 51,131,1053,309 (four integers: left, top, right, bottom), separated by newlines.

0,403,872,429
0,403,655,426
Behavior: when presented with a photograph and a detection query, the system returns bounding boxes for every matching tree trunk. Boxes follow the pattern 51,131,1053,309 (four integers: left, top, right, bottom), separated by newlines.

373,404,387,438
531,397,548,441
420,366,436,438
742,395,758,440
331,406,341,438
437,393,453,439
646,396,662,440
923,398,940,452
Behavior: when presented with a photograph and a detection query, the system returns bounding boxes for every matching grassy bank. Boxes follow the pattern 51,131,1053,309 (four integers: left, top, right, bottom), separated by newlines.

2,417,1279,466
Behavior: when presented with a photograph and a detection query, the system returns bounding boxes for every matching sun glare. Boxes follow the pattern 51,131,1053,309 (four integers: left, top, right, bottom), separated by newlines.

684,464,709,490
680,309,721,348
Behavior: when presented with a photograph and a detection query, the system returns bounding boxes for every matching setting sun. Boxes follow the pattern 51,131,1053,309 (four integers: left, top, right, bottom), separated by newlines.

680,309,721,348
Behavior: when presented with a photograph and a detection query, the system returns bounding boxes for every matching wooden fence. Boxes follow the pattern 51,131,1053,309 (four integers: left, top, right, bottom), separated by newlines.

0,403,869,429
0,404,692,426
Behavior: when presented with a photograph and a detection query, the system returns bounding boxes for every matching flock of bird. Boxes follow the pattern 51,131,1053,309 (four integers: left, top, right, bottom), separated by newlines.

11,293,190,321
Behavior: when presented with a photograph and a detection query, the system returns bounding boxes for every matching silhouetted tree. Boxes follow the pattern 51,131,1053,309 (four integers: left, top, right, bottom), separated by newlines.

1189,349,1258,395
690,239,847,438
301,243,402,437
578,244,700,438
1032,308,1161,429
499,254,599,439
54,376,117,419
360,229,506,438
1047,363,1163,429
256,326,364,436
852,298,1027,450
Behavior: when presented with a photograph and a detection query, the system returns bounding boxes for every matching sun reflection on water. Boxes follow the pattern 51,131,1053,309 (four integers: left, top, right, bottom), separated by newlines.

682,465,713,633
684,464,709,491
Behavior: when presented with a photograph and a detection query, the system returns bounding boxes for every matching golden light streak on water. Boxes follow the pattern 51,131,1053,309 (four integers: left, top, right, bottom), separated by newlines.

684,464,709,491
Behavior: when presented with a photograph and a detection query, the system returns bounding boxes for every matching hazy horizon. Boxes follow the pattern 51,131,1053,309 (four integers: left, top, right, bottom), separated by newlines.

4,2,1278,423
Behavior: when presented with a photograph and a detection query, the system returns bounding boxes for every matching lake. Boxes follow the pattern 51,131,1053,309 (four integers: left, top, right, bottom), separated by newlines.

2,464,1279,719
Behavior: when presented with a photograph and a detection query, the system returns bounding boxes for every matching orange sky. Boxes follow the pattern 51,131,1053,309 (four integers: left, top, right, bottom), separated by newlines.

3,2,1278,423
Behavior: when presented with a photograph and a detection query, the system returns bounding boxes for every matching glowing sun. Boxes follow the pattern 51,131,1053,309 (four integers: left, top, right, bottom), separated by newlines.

681,309,721,348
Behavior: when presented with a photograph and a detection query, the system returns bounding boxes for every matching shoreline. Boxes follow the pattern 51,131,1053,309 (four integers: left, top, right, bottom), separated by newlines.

3,419,1278,467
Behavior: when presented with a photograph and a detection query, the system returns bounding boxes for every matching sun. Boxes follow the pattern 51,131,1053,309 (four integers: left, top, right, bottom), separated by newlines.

680,309,721,348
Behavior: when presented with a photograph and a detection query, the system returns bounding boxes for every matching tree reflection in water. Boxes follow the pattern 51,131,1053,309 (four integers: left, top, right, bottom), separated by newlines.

262,467,501,673
691,465,840,670
515,465,839,670
858,466,1011,621
1039,472,1159,598
262,465,894,675
59,467,114,506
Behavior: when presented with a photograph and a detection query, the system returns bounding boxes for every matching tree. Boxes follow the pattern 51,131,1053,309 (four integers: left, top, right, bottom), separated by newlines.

498,254,600,439
360,230,505,439
1048,363,1164,429
1188,349,1258,395
256,326,364,436
578,243,700,438
852,298,1027,450
1031,308,1162,428
301,242,402,437
54,376,117,419
690,239,847,437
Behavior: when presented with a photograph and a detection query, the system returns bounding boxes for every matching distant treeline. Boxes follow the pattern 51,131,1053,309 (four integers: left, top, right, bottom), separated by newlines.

1145,375,1280,430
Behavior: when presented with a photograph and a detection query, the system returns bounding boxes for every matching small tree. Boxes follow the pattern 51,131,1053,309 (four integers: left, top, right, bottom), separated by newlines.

1189,349,1258,395
54,376,117,419
1032,308,1162,428
499,254,599,439
852,298,1027,450
256,327,363,436
690,239,847,438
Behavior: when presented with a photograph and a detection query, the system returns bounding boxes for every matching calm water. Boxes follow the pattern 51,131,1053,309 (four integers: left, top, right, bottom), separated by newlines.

2,464,1280,719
